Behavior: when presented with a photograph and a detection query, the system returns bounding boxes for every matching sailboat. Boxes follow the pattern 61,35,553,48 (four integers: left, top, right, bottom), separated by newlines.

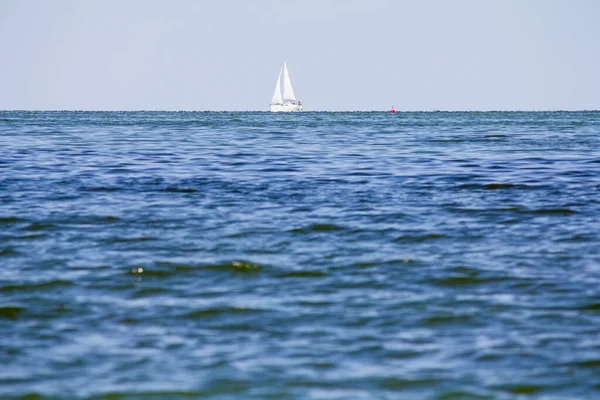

270,61,302,112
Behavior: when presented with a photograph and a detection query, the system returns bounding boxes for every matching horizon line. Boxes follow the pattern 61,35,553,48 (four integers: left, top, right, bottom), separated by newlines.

1,109,599,113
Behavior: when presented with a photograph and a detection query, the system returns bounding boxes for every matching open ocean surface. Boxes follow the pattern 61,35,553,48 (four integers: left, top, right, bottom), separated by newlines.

1,111,600,399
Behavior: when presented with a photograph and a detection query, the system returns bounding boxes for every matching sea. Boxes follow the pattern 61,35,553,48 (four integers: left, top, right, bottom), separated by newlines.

1,111,600,399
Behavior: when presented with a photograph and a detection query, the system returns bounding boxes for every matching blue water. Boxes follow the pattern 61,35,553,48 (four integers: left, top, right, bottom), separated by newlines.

1,111,600,399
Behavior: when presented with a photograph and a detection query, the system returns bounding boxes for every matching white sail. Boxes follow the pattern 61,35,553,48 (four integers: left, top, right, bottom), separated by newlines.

282,61,296,101
269,60,302,112
271,67,283,105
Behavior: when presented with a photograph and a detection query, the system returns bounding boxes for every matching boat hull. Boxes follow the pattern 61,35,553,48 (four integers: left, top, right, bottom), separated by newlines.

270,103,302,112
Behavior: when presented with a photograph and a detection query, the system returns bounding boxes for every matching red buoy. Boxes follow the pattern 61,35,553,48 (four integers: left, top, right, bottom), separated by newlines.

390,106,396,113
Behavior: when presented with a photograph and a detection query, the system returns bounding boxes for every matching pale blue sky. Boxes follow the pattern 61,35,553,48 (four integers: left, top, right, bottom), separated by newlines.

1,0,599,111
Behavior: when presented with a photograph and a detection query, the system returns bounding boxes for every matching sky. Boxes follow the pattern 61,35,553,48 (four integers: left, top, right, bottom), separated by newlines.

1,0,599,111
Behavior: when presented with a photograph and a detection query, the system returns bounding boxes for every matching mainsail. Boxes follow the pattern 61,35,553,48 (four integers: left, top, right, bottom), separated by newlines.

271,66,283,105
282,61,296,101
